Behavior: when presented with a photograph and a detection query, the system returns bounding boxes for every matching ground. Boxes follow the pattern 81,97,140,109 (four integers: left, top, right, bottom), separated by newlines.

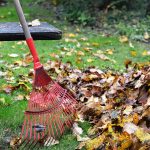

0,0,149,150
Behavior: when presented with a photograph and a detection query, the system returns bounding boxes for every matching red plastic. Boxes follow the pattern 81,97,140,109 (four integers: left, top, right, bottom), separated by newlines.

20,83,77,143
26,38,42,69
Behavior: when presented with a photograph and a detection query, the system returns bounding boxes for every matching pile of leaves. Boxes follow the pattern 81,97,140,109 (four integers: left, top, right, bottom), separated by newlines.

0,54,149,149
46,61,150,150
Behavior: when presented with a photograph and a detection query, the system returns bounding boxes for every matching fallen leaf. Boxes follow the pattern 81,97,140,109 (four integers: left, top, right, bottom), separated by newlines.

8,53,19,58
94,53,110,61
85,134,105,150
68,33,76,38
130,50,137,57
119,36,129,43
28,19,40,26
77,51,85,56
123,105,133,115
106,49,114,55
144,32,149,40
0,98,6,105
76,142,86,150
72,123,83,136
92,42,99,47
129,42,134,48
133,113,139,125
10,136,21,149
77,135,90,142
14,95,24,101
135,128,150,142
123,122,138,134
87,59,94,63
142,50,150,56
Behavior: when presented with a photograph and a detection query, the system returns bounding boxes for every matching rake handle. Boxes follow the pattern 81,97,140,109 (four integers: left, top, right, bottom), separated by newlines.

13,0,41,68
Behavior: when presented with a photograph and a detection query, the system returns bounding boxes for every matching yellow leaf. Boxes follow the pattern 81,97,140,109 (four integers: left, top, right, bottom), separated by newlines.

80,37,88,41
76,28,80,32
142,50,150,56
85,134,105,150
68,33,76,38
87,59,93,63
14,95,24,101
133,113,139,125
130,51,137,57
51,0,59,6
66,52,72,56
0,98,6,105
89,74,99,80
92,42,99,47
106,49,114,55
10,136,21,148
123,105,133,115
83,47,93,51
94,53,110,61
69,73,78,83
77,51,85,56
119,139,132,150
138,145,150,150
18,82,30,91
119,36,129,43
135,128,150,142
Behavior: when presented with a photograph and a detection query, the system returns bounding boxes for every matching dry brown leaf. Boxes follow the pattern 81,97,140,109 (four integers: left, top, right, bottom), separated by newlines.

10,136,21,149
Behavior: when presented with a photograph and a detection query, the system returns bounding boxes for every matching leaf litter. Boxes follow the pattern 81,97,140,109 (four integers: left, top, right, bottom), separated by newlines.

43,60,150,150
1,50,150,149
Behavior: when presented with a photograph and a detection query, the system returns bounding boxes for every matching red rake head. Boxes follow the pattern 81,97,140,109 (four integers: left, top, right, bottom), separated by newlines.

28,83,77,112
34,66,53,88
19,103,75,148
19,83,77,148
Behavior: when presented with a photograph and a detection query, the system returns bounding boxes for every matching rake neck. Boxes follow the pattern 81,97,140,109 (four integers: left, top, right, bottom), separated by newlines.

26,38,42,69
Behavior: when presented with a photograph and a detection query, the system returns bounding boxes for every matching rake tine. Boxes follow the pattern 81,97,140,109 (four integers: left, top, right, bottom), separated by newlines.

18,138,27,149
44,136,54,147
20,139,31,150
33,133,49,149
27,140,39,150
26,139,38,150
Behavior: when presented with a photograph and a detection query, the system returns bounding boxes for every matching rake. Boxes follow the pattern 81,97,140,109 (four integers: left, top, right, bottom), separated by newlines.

13,0,77,148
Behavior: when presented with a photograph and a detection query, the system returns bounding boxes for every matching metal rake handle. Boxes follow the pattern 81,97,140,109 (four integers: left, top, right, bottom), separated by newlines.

13,0,41,68
13,0,31,39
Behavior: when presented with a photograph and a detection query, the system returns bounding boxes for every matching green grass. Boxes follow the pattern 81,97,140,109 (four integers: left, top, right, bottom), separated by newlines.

0,1,150,149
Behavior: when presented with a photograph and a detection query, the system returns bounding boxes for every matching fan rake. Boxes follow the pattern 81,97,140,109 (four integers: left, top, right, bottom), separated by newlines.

13,0,77,149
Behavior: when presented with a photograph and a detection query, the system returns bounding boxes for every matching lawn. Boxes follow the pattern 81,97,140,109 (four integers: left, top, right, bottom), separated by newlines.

0,1,149,150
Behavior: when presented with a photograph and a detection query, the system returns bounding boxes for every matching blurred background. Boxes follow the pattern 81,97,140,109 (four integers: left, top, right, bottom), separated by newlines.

1,0,150,33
